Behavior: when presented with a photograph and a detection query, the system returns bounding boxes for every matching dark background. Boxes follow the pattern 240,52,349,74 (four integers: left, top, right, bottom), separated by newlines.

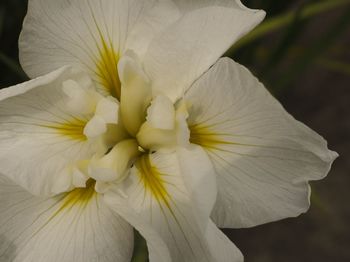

0,0,349,261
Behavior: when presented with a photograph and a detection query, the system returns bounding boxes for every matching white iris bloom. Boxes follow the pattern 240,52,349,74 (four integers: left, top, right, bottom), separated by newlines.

0,0,337,262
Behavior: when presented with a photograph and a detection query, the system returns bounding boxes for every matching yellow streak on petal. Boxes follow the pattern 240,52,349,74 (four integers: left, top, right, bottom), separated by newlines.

96,38,121,100
136,155,188,240
190,124,235,150
30,180,97,239
86,2,121,100
136,155,171,208
41,119,87,141
57,179,96,212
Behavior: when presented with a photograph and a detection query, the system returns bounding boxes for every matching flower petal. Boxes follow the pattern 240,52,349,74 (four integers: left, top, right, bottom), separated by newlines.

19,0,180,99
185,58,338,228
89,139,141,185
172,0,261,12
177,145,217,220
0,67,104,196
118,52,152,136
0,175,133,262
104,196,172,262
206,220,243,262
137,100,190,151
143,5,265,101
146,95,176,130
105,150,239,262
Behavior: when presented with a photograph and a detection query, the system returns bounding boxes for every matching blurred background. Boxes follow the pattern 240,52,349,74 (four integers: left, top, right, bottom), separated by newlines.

0,0,349,261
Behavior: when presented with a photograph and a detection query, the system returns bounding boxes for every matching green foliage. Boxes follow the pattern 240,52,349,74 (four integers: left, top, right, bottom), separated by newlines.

0,0,28,88
229,0,350,96
131,231,149,262
275,7,350,92
230,0,350,53
318,58,350,75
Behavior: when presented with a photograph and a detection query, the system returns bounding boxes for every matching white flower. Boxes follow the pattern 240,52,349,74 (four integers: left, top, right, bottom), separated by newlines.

0,1,337,262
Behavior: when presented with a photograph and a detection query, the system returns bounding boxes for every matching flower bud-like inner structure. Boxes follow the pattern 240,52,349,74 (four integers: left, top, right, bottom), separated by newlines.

62,52,190,194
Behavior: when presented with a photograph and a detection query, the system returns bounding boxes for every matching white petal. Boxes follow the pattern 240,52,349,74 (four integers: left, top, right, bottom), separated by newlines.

105,150,237,262
62,79,98,114
175,101,191,147
185,58,338,228
146,95,175,130
0,67,101,196
89,139,140,183
95,96,119,124
137,101,190,151
95,181,113,194
102,121,130,150
144,5,265,101
83,115,108,138
173,0,257,11
125,1,180,58
118,52,152,136
72,163,90,188
205,220,244,262
0,175,133,262
104,194,172,262
177,145,217,221
137,122,176,150
19,0,180,99
51,168,74,195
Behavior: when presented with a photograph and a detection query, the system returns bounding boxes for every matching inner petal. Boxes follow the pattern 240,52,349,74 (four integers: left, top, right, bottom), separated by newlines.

118,52,152,136
136,98,190,151
89,139,141,187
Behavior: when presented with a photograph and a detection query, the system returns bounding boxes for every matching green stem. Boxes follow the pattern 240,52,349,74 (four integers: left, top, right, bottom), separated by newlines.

276,7,350,91
228,0,350,54
131,230,148,262
317,58,350,76
259,2,309,77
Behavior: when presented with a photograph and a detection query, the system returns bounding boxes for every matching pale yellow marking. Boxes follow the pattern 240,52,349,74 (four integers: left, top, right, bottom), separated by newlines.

41,119,87,141
86,1,121,100
96,40,121,100
30,180,97,238
136,155,171,208
189,124,235,149
56,179,96,213
136,155,199,255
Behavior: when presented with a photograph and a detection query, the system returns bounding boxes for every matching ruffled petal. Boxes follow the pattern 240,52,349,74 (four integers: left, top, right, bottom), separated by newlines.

0,175,133,262
118,52,152,136
19,0,180,98
143,4,265,101
0,67,113,196
105,149,241,261
185,58,338,228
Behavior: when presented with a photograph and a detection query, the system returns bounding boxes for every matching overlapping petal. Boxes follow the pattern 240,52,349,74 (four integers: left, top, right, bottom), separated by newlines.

19,0,264,102
118,52,152,136
0,175,133,262
172,0,256,11
104,196,172,262
19,0,180,98
143,4,265,101
136,97,191,151
185,58,338,228
105,149,242,262
0,67,118,196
